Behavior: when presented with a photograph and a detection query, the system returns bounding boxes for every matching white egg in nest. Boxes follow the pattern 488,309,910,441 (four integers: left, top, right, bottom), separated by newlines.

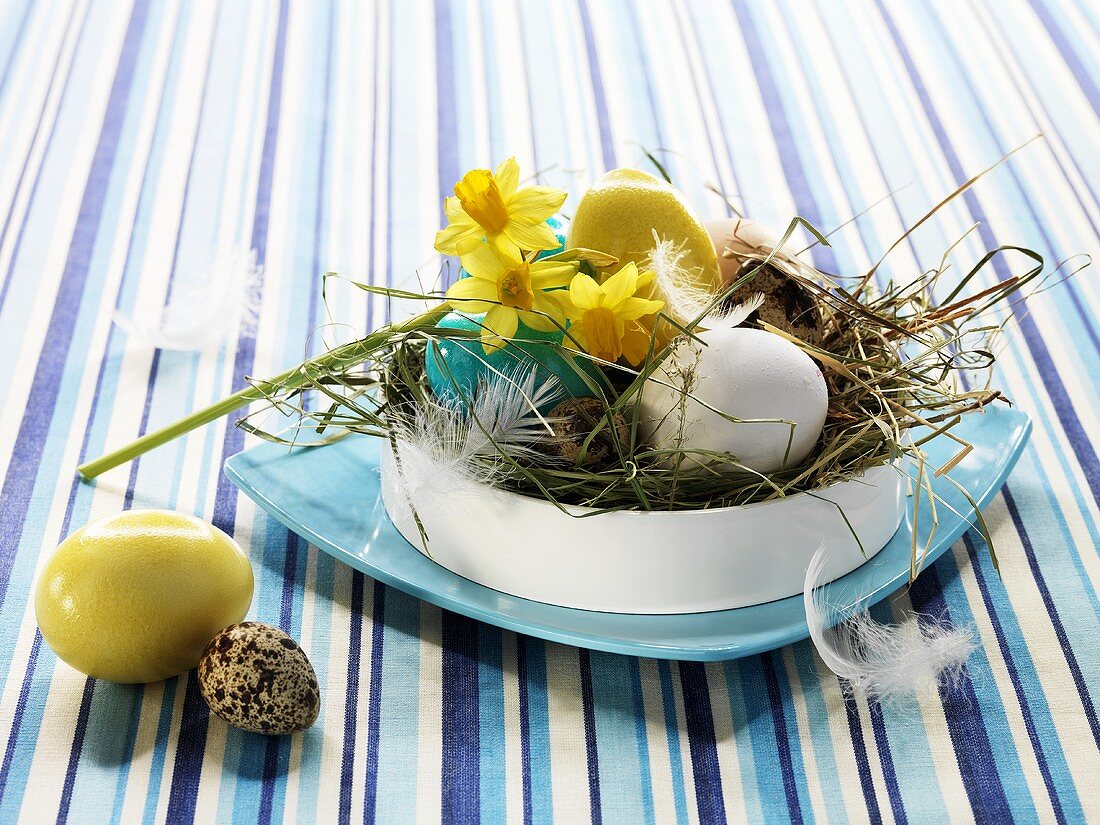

640,327,828,474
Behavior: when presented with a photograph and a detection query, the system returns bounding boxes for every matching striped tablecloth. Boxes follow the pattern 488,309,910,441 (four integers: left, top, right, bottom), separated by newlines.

1,1,1098,822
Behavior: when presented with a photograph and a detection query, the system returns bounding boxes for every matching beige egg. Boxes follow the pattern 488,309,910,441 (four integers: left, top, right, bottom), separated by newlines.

198,622,320,736
705,218,800,286
705,218,823,346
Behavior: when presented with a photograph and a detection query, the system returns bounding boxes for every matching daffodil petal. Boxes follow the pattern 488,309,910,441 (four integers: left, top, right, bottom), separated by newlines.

444,196,467,223
518,309,557,332
435,218,480,255
457,239,508,282
484,304,519,340
480,331,505,354
507,186,567,219
537,289,575,324
617,296,665,320
529,260,577,289
488,230,522,259
455,235,483,255
501,220,560,253
494,157,520,199
568,272,603,310
446,276,498,312
600,263,640,309
542,290,572,322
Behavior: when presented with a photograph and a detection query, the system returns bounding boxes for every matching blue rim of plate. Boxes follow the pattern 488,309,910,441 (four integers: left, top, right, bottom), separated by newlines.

225,405,1031,661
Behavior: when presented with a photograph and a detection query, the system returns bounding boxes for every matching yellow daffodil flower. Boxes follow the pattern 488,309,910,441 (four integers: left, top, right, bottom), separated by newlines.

435,158,566,257
559,263,664,365
446,239,578,351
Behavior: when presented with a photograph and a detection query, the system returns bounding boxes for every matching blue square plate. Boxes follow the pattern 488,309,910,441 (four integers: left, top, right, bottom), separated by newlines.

224,406,1031,661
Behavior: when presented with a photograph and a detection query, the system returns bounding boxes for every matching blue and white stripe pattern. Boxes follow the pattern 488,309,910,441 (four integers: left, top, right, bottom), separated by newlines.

0,0,1098,821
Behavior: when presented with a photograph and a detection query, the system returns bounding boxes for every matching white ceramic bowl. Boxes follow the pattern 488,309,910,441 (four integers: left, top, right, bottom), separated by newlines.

379,449,906,614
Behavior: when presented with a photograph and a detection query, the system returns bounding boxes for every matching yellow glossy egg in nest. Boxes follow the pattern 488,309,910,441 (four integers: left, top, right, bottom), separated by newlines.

35,509,254,684
567,169,722,350
567,169,720,290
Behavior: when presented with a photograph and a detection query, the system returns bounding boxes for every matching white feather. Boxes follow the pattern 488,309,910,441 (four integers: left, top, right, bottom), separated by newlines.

804,544,976,700
703,291,765,330
387,368,563,516
645,233,763,330
113,247,263,351
646,233,720,322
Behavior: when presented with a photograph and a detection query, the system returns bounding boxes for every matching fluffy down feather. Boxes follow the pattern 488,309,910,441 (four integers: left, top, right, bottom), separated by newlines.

386,367,564,517
804,545,976,700
113,247,262,351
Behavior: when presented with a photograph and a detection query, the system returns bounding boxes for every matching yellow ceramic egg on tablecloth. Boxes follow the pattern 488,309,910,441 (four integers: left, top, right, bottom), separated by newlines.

35,509,253,683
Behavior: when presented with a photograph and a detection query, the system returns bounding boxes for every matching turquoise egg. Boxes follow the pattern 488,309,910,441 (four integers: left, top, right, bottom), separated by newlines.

425,312,606,413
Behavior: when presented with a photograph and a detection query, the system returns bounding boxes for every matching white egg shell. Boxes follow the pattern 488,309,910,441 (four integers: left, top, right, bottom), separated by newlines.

705,218,803,286
640,327,828,473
